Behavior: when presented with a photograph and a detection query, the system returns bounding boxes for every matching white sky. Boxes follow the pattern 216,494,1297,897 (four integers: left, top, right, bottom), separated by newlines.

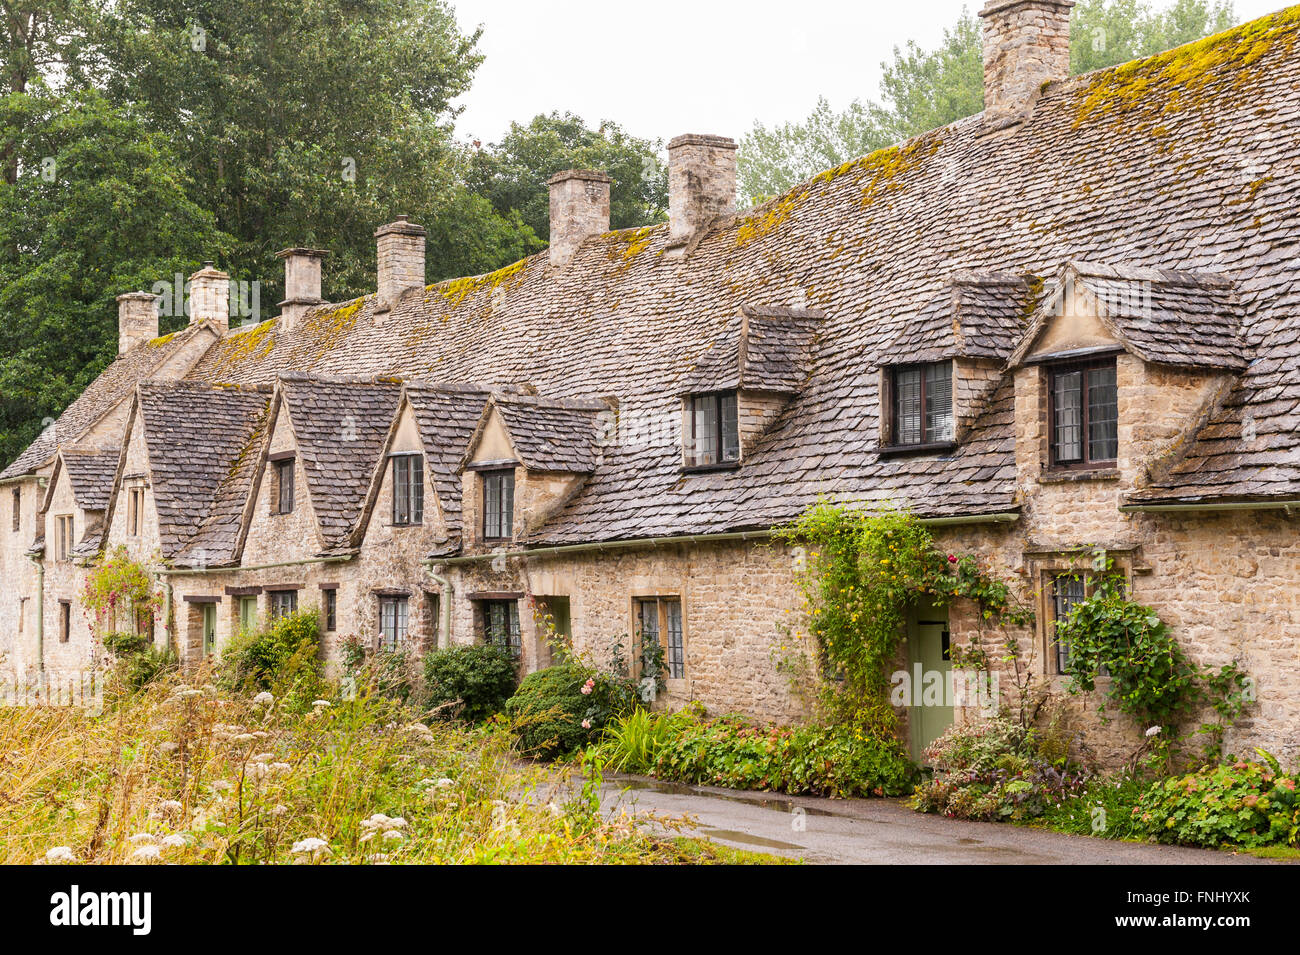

449,0,1285,145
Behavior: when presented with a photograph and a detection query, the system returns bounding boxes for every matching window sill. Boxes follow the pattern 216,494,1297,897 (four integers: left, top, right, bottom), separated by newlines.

877,441,958,458
1039,467,1119,484
682,461,740,475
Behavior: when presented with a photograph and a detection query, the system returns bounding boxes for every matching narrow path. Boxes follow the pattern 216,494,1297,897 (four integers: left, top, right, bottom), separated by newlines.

600,775,1278,865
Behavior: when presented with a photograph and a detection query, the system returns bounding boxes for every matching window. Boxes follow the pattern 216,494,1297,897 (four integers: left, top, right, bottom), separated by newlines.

238,596,258,633
268,590,297,620
324,588,337,632
54,515,74,562
59,601,71,643
202,603,217,657
127,487,144,537
685,392,739,467
1049,359,1117,468
482,600,521,660
482,470,515,540
636,597,685,680
1050,574,1087,674
391,454,424,526
274,459,295,514
890,361,953,447
11,488,19,533
379,596,409,650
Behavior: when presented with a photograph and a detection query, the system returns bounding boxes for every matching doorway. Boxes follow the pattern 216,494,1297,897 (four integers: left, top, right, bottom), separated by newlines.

906,602,953,762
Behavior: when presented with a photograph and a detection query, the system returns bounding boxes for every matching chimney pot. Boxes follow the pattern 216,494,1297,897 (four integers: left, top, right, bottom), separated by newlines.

116,292,159,355
979,0,1074,124
187,264,230,333
375,216,426,311
667,134,737,247
276,247,328,333
547,169,612,268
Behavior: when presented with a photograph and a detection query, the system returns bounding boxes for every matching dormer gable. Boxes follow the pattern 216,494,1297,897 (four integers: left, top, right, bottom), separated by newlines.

678,305,822,467
39,448,121,563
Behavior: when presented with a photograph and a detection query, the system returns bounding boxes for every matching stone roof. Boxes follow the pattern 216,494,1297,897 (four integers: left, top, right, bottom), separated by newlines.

679,305,823,394
279,375,403,551
880,273,1037,365
0,324,210,482
1010,261,1248,370
406,384,489,533
59,449,120,511
8,9,1300,535
489,395,606,474
136,381,272,565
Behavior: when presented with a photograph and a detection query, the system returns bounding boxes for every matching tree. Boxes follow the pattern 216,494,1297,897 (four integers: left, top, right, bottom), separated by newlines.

467,111,668,242
737,0,1238,203
0,88,230,465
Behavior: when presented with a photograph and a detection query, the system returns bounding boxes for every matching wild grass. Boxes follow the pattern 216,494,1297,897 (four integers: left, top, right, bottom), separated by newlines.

0,668,779,865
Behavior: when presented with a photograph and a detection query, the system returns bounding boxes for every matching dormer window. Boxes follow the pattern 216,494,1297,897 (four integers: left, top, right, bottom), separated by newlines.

684,392,739,468
482,469,515,540
888,361,953,448
1048,358,1117,469
391,454,424,526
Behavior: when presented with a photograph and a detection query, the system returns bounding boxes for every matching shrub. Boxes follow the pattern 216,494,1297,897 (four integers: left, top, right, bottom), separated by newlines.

218,608,322,705
650,714,915,797
102,631,177,690
505,664,636,759
424,644,517,722
1034,774,1148,841
1133,752,1300,848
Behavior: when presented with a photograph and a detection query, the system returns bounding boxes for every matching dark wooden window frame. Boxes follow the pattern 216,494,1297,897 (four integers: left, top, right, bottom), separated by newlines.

683,391,740,469
1046,357,1118,471
379,595,409,649
480,599,522,661
885,360,954,449
11,487,19,533
323,587,338,632
59,600,71,643
267,589,297,620
274,458,295,514
635,596,685,681
481,469,515,541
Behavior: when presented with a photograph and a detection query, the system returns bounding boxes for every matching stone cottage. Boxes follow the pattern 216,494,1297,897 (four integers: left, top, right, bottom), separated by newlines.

4,2,1300,764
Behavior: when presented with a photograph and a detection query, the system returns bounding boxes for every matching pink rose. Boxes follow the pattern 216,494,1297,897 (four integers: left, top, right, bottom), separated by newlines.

581,719,591,729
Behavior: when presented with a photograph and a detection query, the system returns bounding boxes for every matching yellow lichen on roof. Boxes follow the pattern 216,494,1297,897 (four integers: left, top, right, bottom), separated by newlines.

147,332,178,348
301,297,364,355
1072,6,1300,127
606,226,656,266
430,258,529,310
212,318,276,374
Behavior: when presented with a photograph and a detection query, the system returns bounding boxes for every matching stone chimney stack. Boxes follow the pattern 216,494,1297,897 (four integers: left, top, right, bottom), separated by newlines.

188,262,229,333
277,248,328,332
116,292,158,355
668,134,737,246
979,0,1074,125
375,215,426,311
547,169,612,268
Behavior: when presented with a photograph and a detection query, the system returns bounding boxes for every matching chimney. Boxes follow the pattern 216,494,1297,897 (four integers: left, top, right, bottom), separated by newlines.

375,215,426,311
116,292,158,355
276,248,328,332
547,169,612,268
979,0,1074,125
188,262,229,333
668,134,737,246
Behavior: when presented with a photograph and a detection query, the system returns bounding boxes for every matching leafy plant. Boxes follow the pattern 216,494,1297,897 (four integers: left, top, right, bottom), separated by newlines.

217,608,322,708
82,547,160,640
505,664,637,760
589,706,700,774
423,644,518,723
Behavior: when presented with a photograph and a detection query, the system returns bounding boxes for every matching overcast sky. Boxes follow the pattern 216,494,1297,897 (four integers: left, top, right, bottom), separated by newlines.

449,0,1283,145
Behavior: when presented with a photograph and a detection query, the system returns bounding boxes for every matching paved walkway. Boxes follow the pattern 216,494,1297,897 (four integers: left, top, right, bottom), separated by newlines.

599,775,1279,864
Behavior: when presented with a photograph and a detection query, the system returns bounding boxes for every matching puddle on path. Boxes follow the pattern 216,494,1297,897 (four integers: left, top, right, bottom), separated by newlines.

700,828,805,851
613,777,838,817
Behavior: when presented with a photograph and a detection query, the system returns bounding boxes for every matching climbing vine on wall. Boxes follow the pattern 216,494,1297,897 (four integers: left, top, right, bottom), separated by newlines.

781,503,1032,734
82,546,160,641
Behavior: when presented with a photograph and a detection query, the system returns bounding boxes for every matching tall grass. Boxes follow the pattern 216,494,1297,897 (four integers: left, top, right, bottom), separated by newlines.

0,669,758,864
591,707,697,774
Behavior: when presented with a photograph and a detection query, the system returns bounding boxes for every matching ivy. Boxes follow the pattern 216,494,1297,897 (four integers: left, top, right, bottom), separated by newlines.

782,503,1031,731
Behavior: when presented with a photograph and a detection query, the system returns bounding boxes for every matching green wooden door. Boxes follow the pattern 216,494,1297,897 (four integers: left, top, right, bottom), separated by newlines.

202,604,217,657
908,609,954,762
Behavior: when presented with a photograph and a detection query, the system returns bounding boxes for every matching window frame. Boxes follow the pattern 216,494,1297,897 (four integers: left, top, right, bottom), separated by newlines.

390,453,424,526
683,391,740,469
54,514,74,562
323,588,338,632
887,360,954,449
481,599,521,661
634,596,685,681
127,486,144,537
1048,572,1088,675
59,600,71,643
1046,357,1118,471
11,487,19,533
379,595,409,650
267,589,297,620
274,458,295,514
481,469,515,541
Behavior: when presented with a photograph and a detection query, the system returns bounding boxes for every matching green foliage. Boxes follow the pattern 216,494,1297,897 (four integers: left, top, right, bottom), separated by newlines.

102,630,177,690
1134,752,1300,848
1057,559,1253,760
783,503,1029,729
647,712,916,797
588,706,699,774
504,663,636,760
218,608,322,706
1033,774,1148,840
467,111,667,241
423,644,518,723
81,546,161,637
736,0,1239,202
